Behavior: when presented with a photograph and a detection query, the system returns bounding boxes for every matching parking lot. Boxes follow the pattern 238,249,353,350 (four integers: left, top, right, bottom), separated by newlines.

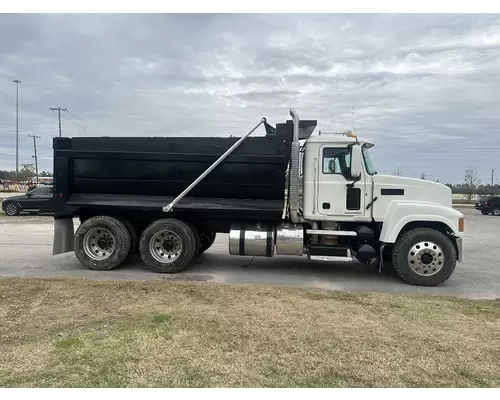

0,207,499,299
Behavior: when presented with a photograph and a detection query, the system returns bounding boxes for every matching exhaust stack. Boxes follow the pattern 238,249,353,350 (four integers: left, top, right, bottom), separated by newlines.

289,108,304,224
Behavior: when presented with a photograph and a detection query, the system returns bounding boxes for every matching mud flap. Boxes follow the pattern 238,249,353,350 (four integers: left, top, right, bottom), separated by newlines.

53,217,75,255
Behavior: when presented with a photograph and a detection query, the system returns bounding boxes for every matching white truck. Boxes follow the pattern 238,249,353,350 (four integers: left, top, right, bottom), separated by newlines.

52,108,464,286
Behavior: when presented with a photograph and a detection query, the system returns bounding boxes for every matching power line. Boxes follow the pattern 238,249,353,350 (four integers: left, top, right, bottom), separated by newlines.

0,152,52,159
65,111,96,130
50,107,68,137
62,113,90,136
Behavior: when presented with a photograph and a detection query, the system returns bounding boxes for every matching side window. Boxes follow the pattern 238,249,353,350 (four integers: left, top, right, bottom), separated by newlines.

32,186,51,196
322,148,351,177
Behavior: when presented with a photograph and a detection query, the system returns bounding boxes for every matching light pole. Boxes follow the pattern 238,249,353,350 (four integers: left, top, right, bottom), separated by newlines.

13,79,21,179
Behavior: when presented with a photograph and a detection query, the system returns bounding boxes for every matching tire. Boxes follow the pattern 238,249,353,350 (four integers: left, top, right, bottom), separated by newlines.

392,228,457,286
139,218,197,273
197,232,216,256
74,216,131,271
4,202,20,216
481,210,489,215
492,207,500,216
116,217,138,260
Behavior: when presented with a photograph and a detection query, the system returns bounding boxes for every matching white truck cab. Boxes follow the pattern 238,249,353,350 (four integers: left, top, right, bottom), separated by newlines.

297,114,464,286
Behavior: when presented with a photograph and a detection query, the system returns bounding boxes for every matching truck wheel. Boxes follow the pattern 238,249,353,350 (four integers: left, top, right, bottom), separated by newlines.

116,217,138,260
392,228,457,286
4,202,20,216
481,210,489,215
492,207,500,216
139,218,197,273
74,216,131,271
197,232,216,256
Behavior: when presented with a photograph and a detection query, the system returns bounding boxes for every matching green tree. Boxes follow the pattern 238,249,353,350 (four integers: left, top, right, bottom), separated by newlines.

0,170,16,180
463,166,481,200
19,164,36,181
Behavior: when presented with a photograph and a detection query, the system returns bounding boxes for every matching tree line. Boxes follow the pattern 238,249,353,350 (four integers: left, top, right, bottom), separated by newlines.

0,167,53,182
436,166,497,200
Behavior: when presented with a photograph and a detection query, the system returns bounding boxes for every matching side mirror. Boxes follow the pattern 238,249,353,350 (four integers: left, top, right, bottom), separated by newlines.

350,144,362,179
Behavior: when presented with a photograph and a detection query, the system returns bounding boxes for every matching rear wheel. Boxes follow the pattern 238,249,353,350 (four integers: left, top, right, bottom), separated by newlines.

116,217,138,260
197,232,216,255
492,207,500,216
481,210,489,215
4,202,20,216
392,228,457,286
139,219,197,273
74,216,131,271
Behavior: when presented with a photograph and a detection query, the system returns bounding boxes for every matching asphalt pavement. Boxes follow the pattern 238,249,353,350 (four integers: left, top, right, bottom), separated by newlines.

0,207,499,299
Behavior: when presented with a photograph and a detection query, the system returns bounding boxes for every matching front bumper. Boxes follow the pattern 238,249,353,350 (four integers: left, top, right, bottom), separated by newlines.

455,237,463,263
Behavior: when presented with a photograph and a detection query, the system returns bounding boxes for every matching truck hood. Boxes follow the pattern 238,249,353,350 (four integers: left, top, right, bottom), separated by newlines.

372,175,452,208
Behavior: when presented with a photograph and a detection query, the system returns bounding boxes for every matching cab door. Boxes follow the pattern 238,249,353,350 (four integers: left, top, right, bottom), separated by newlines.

316,145,366,218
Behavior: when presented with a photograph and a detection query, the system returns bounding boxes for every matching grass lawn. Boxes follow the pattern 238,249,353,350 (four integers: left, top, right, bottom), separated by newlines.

0,277,499,388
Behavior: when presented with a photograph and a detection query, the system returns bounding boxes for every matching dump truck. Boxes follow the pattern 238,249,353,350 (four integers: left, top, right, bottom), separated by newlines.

52,109,464,286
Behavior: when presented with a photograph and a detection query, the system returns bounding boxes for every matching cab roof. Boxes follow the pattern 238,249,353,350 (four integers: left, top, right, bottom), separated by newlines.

304,134,375,148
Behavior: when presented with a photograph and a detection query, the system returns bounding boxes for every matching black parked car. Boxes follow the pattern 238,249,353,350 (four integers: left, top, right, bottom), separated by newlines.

475,196,500,216
2,185,54,216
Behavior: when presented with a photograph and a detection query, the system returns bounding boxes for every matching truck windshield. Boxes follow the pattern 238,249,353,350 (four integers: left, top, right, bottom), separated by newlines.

362,145,376,175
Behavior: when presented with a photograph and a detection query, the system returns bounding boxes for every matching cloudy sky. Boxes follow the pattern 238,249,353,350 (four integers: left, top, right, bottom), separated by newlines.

0,13,499,183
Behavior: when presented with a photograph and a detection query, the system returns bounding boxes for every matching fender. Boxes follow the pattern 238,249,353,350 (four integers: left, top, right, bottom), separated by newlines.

379,201,464,243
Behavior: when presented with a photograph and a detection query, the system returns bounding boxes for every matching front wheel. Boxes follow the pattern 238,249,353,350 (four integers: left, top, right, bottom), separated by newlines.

4,202,20,216
392,228,457,286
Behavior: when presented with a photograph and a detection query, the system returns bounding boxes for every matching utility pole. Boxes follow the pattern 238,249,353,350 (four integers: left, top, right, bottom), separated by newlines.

29,134,41,184
50,107,68,137
13,79,21,179
492,169,495,186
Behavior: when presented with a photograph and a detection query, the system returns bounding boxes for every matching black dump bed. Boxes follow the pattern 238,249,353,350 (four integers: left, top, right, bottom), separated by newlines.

52,119,315,225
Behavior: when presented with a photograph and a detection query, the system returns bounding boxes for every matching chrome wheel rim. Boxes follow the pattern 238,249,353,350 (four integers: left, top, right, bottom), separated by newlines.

83,227,115,260
407,241,444,276
150,230,182,263
494,208,500,216
5,204,17,216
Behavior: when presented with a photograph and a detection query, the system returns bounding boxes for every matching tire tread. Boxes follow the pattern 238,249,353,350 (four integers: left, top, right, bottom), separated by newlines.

392,227,457,286
74,216,131,271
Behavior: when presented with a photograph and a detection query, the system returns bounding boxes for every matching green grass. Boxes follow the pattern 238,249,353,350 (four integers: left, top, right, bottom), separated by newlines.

0,277,499,387
453,199,476,204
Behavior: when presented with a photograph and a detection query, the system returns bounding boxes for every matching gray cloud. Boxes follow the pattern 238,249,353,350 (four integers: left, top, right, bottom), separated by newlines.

1,13,500,183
